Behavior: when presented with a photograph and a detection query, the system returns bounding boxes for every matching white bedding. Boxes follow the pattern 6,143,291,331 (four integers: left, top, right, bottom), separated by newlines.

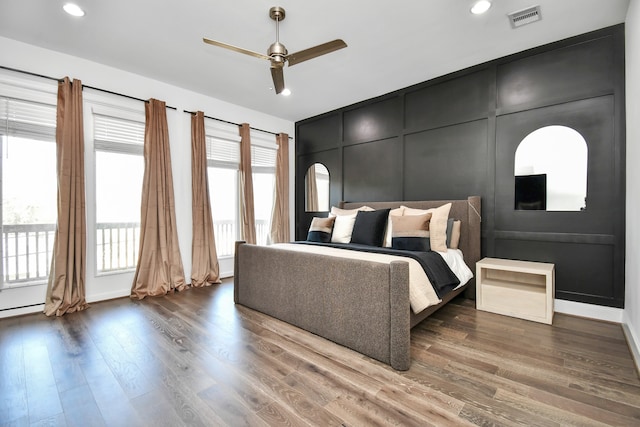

436,248,474,290
273,243,473,314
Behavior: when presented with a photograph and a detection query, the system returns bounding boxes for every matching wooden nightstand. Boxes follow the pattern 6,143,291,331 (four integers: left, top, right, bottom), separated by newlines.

476,257,555,325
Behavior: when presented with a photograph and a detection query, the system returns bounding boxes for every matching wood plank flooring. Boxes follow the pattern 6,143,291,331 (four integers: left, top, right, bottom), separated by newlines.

1,277,639,426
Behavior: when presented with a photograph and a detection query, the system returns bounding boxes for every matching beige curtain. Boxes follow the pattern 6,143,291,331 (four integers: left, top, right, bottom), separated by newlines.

131,99,186,299
191,111,221,287
306,164,319,211
238,123,256,244
44,77,89,317
269,133,290,243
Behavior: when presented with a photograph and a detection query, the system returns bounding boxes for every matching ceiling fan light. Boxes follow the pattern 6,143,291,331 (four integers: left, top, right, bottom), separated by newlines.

281,88,291,96
471,0,491,15
63,3,85,17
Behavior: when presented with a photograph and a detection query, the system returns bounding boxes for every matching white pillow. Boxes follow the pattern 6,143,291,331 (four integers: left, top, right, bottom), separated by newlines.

402,203,452,252
330,213,357,243
330,205,374,216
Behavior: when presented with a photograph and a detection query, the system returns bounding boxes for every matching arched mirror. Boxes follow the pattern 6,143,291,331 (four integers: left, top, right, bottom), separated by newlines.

305,163,330,211
515,125,588,211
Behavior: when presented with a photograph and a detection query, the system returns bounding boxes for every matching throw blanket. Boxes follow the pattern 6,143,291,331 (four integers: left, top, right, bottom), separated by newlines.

297,241,460,298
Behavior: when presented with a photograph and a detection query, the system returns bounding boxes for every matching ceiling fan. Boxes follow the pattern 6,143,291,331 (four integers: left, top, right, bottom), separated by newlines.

203,6,347,95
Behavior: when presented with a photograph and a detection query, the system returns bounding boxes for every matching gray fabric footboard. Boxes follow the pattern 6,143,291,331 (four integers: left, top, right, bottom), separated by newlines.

233,197,481,370
234,241,411,370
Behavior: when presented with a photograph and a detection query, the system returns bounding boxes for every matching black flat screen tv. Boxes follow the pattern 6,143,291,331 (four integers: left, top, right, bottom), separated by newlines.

515,173,547,210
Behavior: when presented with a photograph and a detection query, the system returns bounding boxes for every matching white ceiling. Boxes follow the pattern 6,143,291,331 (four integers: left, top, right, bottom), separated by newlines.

0,0,630,122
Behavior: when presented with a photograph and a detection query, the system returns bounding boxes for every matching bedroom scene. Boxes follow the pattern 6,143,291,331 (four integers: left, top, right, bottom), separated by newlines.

1,0,639,425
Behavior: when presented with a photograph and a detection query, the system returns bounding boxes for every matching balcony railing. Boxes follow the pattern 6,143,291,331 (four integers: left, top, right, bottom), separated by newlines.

214,219,269,257
2,219,270,286
96,222,140,272
214,220,236,257
1,223,56,284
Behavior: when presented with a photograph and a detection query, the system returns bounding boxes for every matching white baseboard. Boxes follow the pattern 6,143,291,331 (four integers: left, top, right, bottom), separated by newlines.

86,289,131,303
220,270,234,279
622,313,640,375
0,304,44,319
0,289,130,318
554,299,624,323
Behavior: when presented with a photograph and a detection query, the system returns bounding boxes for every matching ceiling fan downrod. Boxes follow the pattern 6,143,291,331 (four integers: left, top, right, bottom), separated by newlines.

268,7,287,67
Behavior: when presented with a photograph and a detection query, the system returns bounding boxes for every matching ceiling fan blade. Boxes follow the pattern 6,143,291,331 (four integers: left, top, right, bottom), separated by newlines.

270,66,286,94
286,39,347,66
203,37,271,61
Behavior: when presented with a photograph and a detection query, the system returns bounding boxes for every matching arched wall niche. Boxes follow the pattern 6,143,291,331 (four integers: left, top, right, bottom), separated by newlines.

514,125,588,211
304,163,330,212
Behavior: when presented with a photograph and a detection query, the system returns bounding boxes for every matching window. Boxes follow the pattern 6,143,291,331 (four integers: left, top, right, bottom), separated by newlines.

250,138,277,245
205,120,277,256
0,95,57,287
92,105,145,272
205,120,240,257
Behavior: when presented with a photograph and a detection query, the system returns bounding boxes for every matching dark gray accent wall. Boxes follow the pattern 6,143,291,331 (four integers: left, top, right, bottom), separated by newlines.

295,25,625,308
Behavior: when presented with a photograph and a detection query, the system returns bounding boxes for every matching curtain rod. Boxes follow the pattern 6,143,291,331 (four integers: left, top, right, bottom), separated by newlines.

183,109,292,139
2,65,290,136
0,65,64,83
0,65,177,110
82,85,176,110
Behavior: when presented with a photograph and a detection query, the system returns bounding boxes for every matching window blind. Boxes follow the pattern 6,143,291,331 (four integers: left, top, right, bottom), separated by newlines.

204,118,277,169
206,135,240,166
0,97,56,142
205,118,241,168
93,113,145,155
251,145,276,168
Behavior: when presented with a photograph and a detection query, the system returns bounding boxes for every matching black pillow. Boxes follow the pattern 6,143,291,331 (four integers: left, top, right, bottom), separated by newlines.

350,209,391,246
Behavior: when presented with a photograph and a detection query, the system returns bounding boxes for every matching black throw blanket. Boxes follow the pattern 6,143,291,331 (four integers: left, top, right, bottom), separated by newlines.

295,241,460,298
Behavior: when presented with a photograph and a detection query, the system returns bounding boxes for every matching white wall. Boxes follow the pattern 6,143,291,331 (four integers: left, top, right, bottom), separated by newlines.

625,0,640,370
0,36,294,316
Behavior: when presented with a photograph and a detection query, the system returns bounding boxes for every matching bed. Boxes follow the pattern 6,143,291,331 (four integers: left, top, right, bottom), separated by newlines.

234,196,481,370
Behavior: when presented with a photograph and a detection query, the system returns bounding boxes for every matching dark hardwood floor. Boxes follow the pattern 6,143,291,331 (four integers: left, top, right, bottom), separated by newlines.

1,278,639,426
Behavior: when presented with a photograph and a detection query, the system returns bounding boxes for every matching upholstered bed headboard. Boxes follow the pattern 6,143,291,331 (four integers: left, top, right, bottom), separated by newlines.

339,196,482,297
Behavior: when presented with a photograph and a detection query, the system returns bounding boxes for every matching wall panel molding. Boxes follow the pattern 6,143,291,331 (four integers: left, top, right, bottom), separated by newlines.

295,24,625,308
494,231,616,245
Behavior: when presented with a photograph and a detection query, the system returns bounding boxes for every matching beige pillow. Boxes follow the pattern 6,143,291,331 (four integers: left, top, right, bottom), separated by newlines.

383,207,404,247
402,203,452,252
391,213,432,236
390,212,433,251
307,216,336,243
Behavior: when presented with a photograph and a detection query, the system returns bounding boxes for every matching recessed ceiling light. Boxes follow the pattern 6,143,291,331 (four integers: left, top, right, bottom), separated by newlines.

471,0,492,15
63,3,85,17
281,88,291,97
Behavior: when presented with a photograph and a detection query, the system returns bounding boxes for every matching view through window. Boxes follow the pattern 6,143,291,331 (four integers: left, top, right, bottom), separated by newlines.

205,120,276,256
1,135,57,285
95,151,143,271
92,108,145,273
1,97,57,287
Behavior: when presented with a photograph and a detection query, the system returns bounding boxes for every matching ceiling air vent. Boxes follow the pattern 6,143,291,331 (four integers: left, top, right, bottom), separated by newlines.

508,5,542,28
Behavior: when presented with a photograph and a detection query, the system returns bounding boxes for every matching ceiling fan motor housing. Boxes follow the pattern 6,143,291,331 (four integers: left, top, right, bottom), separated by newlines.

268,41,287,66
